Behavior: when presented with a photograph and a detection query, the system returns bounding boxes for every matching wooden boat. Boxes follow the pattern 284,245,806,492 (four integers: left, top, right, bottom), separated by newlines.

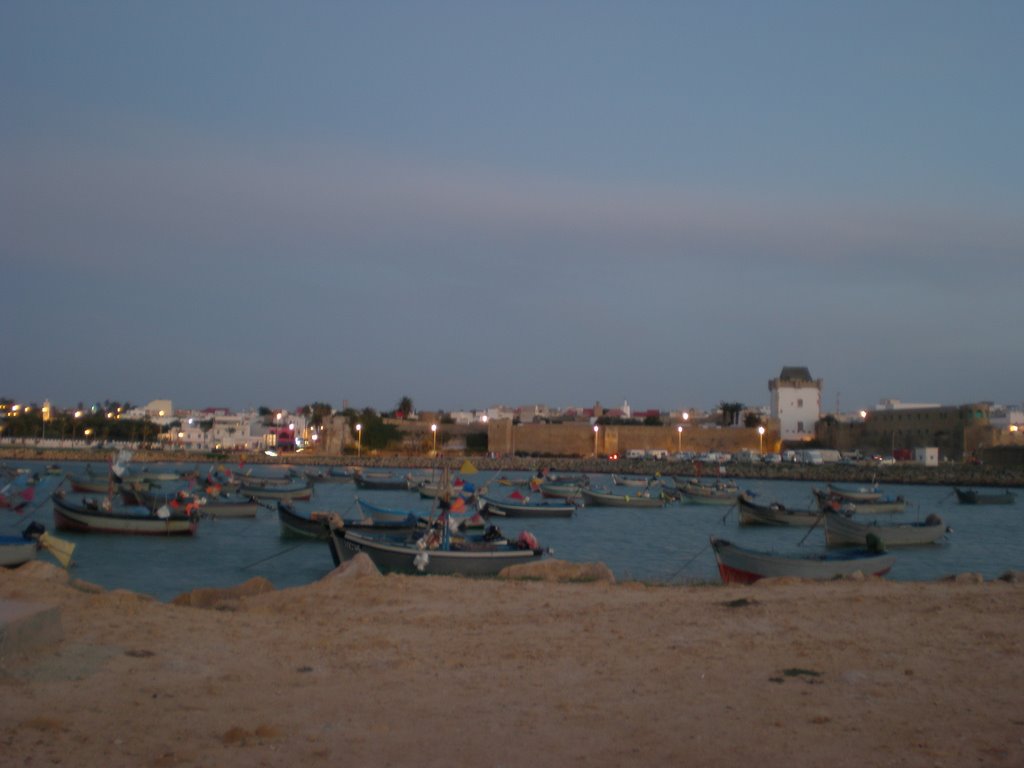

239,481,313,501
53,493,198,536
824,511,949,548
709,536,895,584
276,502,425,540
580,487,666,508
0,521,75,568
0,477,36,511
676,480,738,506
67,473,115,494
477,492,575,518
826,483,883,502
353,470,410,491
812,489,907,514
611,474,655,487
1,525,40,568
122,485,259,518
334,525,546,575
538,481,584,500
355,496,424,524
954,488,1016,505
327,467,355,482
737,492,822,527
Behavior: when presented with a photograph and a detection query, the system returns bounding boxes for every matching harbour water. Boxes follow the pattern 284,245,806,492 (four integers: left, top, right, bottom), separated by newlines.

4,460,1022,601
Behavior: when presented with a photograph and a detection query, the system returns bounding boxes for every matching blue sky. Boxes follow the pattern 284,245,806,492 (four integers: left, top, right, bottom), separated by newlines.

3,1,1022,415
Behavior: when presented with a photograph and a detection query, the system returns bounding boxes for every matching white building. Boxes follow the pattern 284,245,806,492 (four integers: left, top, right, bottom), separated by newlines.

769,366,822,442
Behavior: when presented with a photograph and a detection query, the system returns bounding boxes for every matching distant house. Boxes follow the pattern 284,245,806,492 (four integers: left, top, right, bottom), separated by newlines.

769,366,822,442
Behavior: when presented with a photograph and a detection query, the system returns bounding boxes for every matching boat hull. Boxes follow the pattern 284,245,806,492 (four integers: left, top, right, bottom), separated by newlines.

580,488,665,508
954,488,1016,505
737,494,822,527
239,483,313,501
709,536,895,584
479,496,575,518
339,529,545,576
0,537,38,567
53,496,197,536
824,512,948,547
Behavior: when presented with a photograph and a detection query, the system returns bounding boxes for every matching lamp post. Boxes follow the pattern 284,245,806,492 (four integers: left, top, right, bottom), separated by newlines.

677,424,683,452
355,423,362,457
593,424,600,457
73,410,82,442
758,425,765,455
431,423,437,455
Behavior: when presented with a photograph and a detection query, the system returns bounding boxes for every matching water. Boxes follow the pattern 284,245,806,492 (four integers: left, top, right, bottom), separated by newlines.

5,461,1023,601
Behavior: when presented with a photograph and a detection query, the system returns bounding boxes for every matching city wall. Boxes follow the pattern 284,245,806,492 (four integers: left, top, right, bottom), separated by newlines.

486,420,779,457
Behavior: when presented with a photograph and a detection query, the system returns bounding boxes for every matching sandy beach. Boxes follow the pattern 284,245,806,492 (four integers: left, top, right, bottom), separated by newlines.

2,558,1023,767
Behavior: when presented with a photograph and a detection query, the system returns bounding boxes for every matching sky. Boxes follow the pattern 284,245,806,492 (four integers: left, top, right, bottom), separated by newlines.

3,1,1022,416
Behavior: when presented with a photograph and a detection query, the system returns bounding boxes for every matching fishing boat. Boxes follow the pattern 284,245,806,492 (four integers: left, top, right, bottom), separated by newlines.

1,523,42,567
276,502,425,540
611,474,655,487
53,492,198,536
327,467,356,482
953,488,1016,505
824,511,950,548
331,463,548,575
709,536,896,584
537,481,585,500
812,489,908,514
580,487,666,508
1,521,75,568
239,481,314,501
353,470,411,491
0,476,36,511
676,479,738,506
122,485,260,518
67,473,115,494
826,483,883,502
334,525,547,575
477,491,576,518
737,492,822,527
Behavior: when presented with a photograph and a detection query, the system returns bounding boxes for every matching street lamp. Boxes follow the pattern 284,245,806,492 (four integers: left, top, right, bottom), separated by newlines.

677,424,683,452
758,425,766,455
593,424,600,457
73,410,82,442
355,423,362,457
431,423,438,454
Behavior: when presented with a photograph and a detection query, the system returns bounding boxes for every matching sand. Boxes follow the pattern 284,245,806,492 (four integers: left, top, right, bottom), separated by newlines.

2,558,1023,768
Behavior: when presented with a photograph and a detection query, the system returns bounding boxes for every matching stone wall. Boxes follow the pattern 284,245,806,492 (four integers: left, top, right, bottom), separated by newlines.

486,420,780,457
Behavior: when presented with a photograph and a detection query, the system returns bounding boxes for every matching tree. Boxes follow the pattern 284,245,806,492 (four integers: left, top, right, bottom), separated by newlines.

719,402,745,427
396,396,414,419
345,407,400,451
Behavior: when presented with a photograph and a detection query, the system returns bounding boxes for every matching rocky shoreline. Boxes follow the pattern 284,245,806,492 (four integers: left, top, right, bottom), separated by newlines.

3,444,1022,488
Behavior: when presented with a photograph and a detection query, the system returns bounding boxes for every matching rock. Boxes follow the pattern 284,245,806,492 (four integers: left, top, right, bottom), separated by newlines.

497,558,615,584
942,572,984,584
997,570,1024,583
171,576,275,608
322,553,381,581
9,561,70,583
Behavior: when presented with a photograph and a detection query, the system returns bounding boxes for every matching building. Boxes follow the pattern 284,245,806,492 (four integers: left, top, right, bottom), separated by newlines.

769,366,822,442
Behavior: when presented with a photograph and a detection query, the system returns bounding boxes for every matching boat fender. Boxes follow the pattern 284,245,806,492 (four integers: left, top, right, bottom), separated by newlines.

413,552,430,572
